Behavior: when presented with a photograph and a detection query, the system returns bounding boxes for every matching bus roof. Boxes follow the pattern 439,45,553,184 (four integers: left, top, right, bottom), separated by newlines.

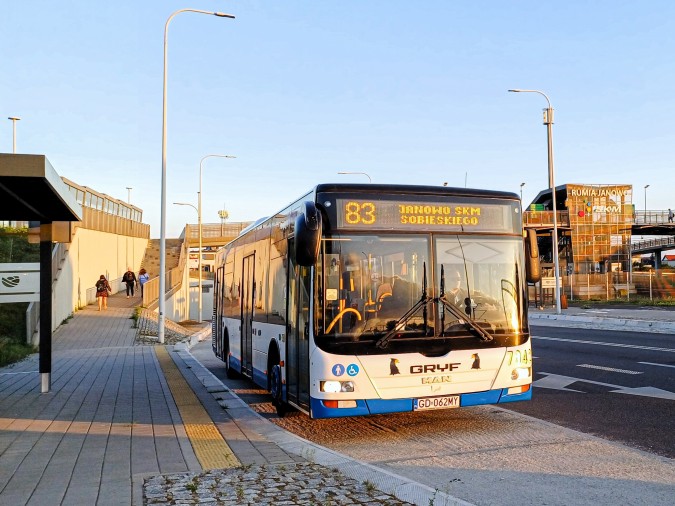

314,183,519,201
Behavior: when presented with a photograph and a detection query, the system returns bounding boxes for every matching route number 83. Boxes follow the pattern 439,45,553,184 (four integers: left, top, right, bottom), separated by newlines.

345,201,376,225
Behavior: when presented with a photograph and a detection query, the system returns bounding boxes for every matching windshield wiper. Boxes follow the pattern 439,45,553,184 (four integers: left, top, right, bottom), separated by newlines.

438,263,493,342
376,263,431,349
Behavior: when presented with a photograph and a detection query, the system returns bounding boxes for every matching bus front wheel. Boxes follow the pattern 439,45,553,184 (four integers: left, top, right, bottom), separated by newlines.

270,364,287,417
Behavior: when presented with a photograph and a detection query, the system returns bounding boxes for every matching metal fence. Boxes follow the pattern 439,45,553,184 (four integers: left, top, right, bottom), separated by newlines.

530,270,675,305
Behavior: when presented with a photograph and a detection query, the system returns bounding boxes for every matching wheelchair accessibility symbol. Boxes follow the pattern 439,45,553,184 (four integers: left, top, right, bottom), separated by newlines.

346,364,359,377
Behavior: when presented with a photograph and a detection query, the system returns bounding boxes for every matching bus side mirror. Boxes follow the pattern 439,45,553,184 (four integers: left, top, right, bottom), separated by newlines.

295,201,322,266
525,229,541,283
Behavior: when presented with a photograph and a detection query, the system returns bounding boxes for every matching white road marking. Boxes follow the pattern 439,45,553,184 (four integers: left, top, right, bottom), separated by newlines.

638,361,675,369
533,372,675,401
577,364,642,375
0,371,38,375
533,335,675,353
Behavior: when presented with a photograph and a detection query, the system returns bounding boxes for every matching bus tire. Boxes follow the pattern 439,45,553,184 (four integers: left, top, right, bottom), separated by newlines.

270,364,287,417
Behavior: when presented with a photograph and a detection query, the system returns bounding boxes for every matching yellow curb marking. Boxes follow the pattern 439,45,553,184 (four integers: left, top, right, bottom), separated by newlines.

155,346,240,470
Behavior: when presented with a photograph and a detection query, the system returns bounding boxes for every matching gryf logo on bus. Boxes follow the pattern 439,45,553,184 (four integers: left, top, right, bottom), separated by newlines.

409,363,461,374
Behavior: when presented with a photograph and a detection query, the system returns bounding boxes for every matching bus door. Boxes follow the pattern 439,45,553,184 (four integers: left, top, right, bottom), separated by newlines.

214,266,224,358
286,241,311,411
241,253,255,378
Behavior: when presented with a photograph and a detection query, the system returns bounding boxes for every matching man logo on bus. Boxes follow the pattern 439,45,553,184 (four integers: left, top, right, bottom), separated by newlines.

332,364,345,377
389,358,400,375
471,354,481,369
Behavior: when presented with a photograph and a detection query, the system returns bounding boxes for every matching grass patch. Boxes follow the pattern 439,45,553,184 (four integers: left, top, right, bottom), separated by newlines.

571,297,675,307
130,306,143,328
0,338,36,367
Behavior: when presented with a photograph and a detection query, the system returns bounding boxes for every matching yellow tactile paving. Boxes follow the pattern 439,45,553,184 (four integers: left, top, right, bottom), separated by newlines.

155,347,240,470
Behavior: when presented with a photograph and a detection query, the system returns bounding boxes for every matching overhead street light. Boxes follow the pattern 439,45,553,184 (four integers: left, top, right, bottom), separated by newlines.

520,182,526,203
644,184,649,219
8,117,20,153
509,88,562,314
159,8,235,343
198,154,236,322
338,171,372,183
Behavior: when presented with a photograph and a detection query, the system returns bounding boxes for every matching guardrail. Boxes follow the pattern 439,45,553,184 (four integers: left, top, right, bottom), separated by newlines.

142,236,189,309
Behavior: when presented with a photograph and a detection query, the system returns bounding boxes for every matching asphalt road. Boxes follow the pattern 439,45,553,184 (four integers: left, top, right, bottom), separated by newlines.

506,325,675,458
190,338,675,506
192,325,675,459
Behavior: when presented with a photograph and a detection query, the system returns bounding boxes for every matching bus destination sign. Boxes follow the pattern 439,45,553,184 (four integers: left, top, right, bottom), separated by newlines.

336,199,515,233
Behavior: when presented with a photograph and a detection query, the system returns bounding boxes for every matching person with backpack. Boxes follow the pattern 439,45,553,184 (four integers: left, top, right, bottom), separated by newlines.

122,267,137,298
95,275,111,311
138,268,149,298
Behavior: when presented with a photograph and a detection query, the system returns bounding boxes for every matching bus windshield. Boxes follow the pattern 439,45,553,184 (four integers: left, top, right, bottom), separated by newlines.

317,234,526,353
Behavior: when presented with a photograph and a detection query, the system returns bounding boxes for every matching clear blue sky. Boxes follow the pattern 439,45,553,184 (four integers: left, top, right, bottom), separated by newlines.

2,1,674,237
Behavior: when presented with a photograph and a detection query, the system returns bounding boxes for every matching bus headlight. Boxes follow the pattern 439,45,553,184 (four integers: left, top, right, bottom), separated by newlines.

511,367,531,381
340,381,355,393
320,380,355,393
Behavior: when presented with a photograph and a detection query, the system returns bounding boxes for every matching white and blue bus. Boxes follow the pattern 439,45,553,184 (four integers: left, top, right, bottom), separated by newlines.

213,184,540,418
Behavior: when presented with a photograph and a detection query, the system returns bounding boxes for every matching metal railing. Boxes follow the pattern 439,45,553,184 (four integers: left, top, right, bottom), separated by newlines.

523,210,570,227
142,236,189,309
632,236,675,253
531,271,675,304
633,210,673,225
78,207,150,239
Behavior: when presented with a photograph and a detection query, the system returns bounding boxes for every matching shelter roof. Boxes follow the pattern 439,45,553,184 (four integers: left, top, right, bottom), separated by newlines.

0,154,82,222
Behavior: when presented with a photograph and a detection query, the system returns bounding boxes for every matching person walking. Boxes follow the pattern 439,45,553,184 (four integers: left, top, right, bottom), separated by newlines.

95,275,111,311
138,268,149,298
122,267,137,298
669,208,674,223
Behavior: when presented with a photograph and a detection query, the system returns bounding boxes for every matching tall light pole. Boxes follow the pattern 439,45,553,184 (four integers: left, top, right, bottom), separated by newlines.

338,171,372,183
8,117,20,153
126,187,133,204
520,182,526,204
159,9,235,343
198,154,236,322
509,89,562,314
644,184,649,220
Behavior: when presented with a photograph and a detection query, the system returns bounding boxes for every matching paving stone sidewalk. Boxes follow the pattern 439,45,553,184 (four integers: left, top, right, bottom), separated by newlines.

0,293,456,506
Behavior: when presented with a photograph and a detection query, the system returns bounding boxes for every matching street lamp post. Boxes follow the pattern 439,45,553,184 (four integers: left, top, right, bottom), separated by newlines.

509,89,562,314
159,9,234,343
520,182,526,203
8,117,20,153
644,184,649,221
337,171,372,183
198,154,236,323
126,187,133,204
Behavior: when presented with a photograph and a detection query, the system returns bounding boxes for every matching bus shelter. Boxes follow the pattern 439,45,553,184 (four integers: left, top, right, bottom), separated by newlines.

0,154,82,392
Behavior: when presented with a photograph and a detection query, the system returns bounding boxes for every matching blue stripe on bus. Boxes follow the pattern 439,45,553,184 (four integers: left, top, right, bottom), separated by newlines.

229,355,242,373
310,398,371,418
252,368,268,389
460,389,502,406
309,387,532,418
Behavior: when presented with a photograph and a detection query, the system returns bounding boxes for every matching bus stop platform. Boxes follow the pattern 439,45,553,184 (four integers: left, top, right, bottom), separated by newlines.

0,293,465,506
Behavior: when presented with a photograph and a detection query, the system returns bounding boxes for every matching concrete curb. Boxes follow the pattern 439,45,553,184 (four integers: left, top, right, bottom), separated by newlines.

529,313,675,333
174,344,474,506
